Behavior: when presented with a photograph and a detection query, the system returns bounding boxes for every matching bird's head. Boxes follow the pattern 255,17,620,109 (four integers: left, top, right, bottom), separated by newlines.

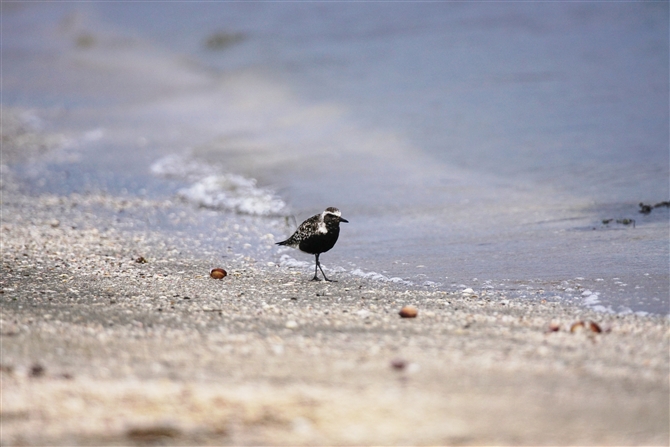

323,207,348,223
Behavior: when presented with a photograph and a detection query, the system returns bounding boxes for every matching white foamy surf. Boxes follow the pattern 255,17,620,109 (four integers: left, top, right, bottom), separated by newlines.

277,252,414,286
150,154,287,216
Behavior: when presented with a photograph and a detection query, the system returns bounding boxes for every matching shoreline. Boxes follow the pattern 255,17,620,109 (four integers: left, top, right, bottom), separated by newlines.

1,182,668,445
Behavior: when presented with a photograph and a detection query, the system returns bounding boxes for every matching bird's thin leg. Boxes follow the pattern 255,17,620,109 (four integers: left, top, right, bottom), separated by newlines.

316,253,335,282
311,254,321,281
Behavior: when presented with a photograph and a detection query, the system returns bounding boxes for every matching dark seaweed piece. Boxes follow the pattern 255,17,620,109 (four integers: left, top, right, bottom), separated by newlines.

601,218,634,228
639,203,653,214
616,218,635,228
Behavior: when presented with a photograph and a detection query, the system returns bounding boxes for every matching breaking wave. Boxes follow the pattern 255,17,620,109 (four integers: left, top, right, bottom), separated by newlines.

150,154,287,216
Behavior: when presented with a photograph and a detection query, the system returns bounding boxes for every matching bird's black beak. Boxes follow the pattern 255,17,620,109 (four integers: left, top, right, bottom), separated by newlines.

340,217,349,223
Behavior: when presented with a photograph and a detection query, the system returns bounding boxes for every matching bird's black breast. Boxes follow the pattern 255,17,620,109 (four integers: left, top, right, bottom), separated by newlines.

298,227,340,255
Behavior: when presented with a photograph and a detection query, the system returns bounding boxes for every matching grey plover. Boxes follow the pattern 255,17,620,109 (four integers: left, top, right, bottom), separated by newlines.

276,207,348,281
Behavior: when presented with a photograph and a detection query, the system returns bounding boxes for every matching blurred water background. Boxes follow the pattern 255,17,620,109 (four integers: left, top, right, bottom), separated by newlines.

3,2,668,313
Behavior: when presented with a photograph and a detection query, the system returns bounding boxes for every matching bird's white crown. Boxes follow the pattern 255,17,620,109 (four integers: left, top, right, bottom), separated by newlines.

323,207,341,218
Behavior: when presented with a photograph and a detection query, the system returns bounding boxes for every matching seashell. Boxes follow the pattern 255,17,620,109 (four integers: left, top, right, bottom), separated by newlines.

210,268,227,280
398,305,418,318
570,321,585,333
588,321,602,333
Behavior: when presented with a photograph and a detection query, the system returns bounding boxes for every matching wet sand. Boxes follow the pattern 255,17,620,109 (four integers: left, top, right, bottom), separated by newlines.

1,171,668,446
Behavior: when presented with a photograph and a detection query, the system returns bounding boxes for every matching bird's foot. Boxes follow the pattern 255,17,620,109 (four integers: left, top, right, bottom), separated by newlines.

311,276,336,282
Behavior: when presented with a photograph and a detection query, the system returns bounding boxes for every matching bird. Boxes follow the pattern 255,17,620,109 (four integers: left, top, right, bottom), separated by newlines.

276,207,348,282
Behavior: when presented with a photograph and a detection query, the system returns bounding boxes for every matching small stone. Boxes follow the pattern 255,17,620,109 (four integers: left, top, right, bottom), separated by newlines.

135,256,147,264
285,320,298,329
398,305,418,318
390,358,407,370
210,268,227,280
29,363,45,378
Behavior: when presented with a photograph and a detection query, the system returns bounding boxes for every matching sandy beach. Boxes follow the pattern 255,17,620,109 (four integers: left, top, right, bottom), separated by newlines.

2,4,669,444
1,169,668,445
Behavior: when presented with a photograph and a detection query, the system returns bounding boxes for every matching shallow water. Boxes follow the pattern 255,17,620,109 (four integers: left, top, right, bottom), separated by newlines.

3,2,668,314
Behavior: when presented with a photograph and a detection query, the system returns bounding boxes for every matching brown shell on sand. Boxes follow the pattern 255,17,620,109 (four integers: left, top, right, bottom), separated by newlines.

570,321,585,333
589,321,602,333
210,268,227,280
398,305,418,318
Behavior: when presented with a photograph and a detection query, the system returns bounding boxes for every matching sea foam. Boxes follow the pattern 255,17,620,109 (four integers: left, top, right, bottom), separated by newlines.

151,154,287,216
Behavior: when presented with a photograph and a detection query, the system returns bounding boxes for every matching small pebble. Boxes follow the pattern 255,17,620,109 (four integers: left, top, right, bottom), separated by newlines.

399,305,418,318
390,358,407,370
589,321,602,333
29,363,45,378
